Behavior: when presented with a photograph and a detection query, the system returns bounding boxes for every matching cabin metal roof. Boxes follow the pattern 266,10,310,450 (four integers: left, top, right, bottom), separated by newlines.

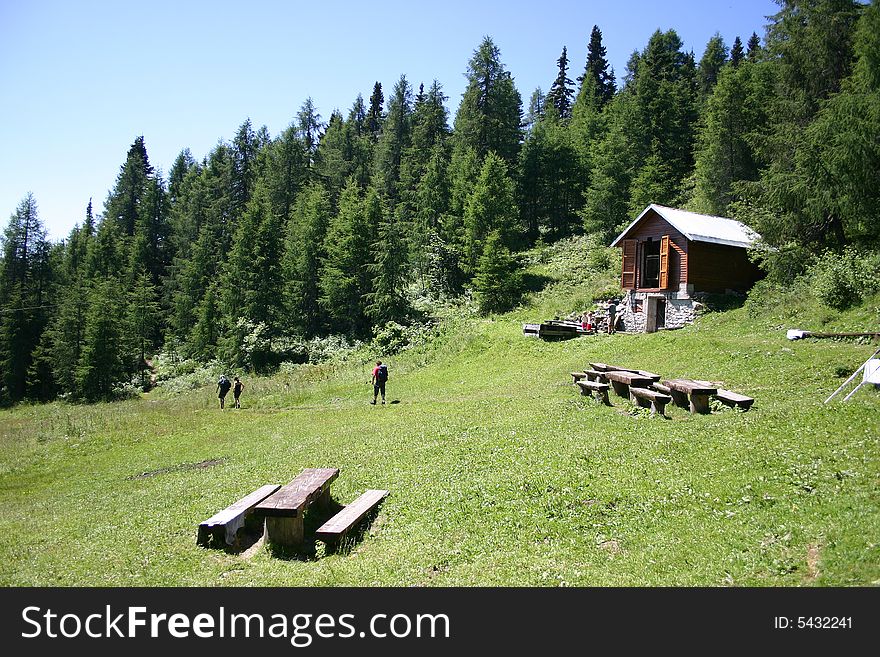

610,204,760,249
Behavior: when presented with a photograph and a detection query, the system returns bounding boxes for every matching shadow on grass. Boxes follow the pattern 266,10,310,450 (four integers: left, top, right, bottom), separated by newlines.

520,272,554,295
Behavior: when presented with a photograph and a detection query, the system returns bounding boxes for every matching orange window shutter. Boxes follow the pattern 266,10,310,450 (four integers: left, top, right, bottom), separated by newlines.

659,234,670,289
621,239,637,289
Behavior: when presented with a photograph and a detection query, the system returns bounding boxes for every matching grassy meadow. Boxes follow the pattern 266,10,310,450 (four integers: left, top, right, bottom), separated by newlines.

1,248,878,587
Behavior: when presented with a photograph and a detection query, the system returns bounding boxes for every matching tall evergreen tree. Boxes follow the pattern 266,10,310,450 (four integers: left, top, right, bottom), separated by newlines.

730,36,745,67
546,46,575,119
104,136,153,236
575,26,616,109
463,151,518,274
747,32,762,61
366,202,410,326
473,230,522,314
284,184,331,335
320,179,375,334
698,33,729,99
76,278,126,402
374,75,413,206
453,37,523,168
366,82,385,142
0,194,52,403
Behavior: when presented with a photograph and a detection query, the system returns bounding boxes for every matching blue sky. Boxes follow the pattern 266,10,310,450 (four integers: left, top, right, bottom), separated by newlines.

0,0,779,240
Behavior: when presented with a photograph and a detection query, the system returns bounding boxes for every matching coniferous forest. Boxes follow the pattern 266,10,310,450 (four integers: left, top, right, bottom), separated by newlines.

2,0,879,405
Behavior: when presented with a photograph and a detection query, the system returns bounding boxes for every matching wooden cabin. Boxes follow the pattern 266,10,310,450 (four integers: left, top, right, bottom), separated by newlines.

609,205,762,332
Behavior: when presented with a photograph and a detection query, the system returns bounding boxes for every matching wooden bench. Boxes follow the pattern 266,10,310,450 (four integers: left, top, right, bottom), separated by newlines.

651,382,671,395
714,389,754,410
590,362,638,374
576,380,611,405
663,379,718,414
570,371,587,383
316,489,389,550
254,468,339,548
197,484,280,549
591,362,660,382
629,387,672,416
604,370,653,399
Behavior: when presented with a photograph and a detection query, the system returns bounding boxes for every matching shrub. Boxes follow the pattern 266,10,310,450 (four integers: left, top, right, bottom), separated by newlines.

813,248,880,311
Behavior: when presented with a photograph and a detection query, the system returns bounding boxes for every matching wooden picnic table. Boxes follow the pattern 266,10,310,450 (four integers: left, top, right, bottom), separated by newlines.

663,379,718,414
604,370,653,398
254,467,339,548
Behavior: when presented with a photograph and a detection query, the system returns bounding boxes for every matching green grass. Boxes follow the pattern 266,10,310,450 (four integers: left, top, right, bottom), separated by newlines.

1,255,878,586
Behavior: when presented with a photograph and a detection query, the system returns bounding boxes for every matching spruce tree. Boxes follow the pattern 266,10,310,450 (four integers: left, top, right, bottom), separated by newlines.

546,46,575,119
76,278,126,402
453,36,523,168
320,179,375,334
463,151,518,274
473,230,522,314
747,32,762,61
575,25,616,109
284,184,331,335
366,82,385,142
698,34,729,99
0,194,52,403
374,75,413,206
731,36,745,67
366,202,410,326
104,136,153,237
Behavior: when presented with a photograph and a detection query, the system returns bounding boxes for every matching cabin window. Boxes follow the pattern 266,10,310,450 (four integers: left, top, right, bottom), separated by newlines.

642,238,661,288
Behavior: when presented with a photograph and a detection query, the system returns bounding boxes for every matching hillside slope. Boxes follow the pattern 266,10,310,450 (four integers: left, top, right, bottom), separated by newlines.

1,246,878,586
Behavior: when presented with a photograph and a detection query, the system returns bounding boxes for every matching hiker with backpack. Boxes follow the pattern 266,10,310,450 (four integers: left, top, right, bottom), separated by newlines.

371,360,388,405
217,374,232,409
232,376,244,409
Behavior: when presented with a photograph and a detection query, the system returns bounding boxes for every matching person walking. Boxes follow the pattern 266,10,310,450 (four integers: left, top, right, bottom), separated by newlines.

217,374,232,409
607,300,617,335
232,376,244,409
371,360,388,405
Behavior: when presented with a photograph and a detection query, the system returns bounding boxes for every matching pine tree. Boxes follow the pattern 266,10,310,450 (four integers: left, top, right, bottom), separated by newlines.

546,46,574,119
374,75,413,206
473,230,522,314
366,202,410,326
104,136,153,236
575,25,616,109
0,194,52,403
366,82,385,142
627,30,699,214
524,87,546,134
698,34,729,99
231,118,265,218
692,59,772,214
76,278,126,402
319,179,375,334
463,151,518,274
284,184,331,335
297,98,324,177
747,32,762,61
731,36,745,67
126,271,161,390
221,181,285,338
453,37,523,168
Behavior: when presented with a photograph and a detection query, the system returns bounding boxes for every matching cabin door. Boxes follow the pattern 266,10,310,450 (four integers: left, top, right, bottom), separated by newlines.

645,297,666,333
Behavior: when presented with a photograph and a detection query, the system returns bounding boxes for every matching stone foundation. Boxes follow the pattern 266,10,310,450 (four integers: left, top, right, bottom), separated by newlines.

617,290,698,333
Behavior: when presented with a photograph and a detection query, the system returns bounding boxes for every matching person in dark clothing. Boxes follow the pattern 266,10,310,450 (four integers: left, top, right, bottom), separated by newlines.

217,375,231,409
232,376,244,409
371,360,388,405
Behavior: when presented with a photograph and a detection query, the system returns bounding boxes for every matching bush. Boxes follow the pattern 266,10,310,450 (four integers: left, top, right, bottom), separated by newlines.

813,248,880,311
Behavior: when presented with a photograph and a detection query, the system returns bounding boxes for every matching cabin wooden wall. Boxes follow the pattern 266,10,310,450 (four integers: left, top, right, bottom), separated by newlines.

687,242,763,292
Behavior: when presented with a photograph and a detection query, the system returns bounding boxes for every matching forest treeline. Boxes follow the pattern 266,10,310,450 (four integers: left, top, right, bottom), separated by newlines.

2,0,879,404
